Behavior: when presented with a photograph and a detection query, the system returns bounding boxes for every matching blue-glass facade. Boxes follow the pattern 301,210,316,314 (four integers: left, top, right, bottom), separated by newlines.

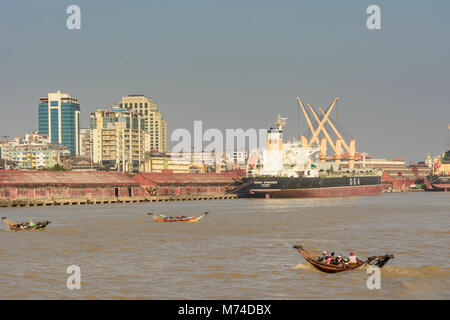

61,103,79,155
38,95,80,155
38,103,49,136
51,109,59,143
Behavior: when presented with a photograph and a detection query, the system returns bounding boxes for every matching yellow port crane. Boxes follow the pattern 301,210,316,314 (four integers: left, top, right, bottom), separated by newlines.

296,97,356,169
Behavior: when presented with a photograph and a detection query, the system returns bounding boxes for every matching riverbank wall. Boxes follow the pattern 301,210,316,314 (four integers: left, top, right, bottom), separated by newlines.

0,170,241,208
0,194,238,208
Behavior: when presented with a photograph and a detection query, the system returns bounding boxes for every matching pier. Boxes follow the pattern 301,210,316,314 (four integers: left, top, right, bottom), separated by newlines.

0,193,238,208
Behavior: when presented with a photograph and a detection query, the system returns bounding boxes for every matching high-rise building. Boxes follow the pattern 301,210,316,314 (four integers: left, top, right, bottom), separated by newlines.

119,95,167,152
90,106,148,173
38,91,81,155
79,128,93,159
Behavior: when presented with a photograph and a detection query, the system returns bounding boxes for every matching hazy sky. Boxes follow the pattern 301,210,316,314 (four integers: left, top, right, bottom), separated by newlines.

0,0,449,162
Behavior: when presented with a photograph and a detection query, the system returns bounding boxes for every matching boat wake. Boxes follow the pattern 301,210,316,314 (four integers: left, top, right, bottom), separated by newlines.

291,262,320,272
381,265,450,279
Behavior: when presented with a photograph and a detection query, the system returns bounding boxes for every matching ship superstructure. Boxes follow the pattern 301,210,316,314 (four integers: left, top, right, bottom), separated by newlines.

248,115,320,178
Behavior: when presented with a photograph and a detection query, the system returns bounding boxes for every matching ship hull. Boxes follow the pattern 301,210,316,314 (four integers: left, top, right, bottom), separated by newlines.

251,184,383,198
242,176,382,198
425,174,450,191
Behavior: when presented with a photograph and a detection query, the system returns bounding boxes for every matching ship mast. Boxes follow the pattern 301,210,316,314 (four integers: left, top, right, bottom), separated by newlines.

274,114,287,131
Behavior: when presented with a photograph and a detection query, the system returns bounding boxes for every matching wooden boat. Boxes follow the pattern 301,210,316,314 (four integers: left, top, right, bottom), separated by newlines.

147,212,209,223
293,245,394,274
2,217,51,231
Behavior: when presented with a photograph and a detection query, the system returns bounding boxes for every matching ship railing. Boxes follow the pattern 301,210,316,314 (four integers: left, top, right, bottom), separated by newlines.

318,171,380,178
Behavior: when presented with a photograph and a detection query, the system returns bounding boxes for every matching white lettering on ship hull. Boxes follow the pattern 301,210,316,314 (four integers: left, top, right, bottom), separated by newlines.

254,181,278,184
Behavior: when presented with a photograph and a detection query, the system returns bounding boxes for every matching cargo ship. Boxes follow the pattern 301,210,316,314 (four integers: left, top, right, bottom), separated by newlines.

424,149,450,191
240,114,383,198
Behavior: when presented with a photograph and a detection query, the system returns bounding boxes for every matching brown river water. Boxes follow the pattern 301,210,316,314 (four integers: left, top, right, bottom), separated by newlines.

0,192,449,299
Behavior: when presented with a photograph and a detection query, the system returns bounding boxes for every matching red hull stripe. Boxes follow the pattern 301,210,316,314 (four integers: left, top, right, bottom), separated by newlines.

251,184,383,198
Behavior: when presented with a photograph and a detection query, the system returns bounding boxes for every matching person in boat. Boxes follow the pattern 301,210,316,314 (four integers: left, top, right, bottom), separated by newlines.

23,219,35,229
36,221,44,228
332,254,344,266
159,214,167,220
348,252,358,264
326,252,335,264
317,251,328,262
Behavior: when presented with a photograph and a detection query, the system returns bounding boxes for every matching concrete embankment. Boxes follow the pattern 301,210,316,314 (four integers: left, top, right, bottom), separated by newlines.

382,188,425,193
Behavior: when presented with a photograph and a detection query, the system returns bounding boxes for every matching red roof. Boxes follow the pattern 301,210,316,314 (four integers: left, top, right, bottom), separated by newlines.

0,170,139,187
340,152,373,160
133,172,241,186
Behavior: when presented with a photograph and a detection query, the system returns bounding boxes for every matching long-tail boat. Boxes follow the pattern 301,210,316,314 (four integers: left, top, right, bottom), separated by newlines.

147,212,209,223
2,217,51,231
293,245,393,274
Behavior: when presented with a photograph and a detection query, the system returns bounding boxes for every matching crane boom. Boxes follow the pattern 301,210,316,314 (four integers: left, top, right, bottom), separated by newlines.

297,97,319,146
306,98,338,147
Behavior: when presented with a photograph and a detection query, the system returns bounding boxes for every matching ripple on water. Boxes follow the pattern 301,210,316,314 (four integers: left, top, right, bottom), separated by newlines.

0,194,449,299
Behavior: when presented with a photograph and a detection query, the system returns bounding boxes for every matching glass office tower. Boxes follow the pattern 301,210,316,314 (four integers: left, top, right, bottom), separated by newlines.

38,91,81,155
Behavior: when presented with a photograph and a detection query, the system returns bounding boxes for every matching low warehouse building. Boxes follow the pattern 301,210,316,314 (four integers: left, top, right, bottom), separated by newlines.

132,171,241,196
0,170,142,203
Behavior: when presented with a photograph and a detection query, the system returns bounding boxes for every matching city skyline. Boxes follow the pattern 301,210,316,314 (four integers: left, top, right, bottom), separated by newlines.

1,1,449,162
0,2,449,303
